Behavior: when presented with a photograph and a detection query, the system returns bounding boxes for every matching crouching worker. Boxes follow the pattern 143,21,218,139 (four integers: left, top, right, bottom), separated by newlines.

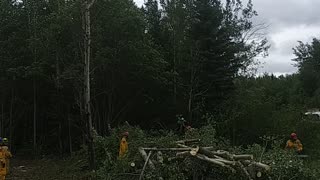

0,138,12,180
286,133,303,154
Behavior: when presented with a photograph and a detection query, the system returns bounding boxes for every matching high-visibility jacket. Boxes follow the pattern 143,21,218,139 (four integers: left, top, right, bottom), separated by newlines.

286,139,303,152
1,146,11,174
119,137,128,158
0,147,11,178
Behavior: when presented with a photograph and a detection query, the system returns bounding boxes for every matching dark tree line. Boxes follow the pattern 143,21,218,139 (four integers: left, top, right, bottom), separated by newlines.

0,0,268,155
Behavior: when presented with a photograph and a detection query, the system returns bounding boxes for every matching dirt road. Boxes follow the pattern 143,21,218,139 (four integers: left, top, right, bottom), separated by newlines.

6,158,89,180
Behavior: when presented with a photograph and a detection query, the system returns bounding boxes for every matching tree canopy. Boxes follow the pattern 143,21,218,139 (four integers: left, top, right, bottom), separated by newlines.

0,0,269,153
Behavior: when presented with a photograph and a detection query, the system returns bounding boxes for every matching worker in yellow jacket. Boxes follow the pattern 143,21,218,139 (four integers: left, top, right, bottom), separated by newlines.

0,138,11,180
119,132,129,158
1,138,11,174
286,133,303,153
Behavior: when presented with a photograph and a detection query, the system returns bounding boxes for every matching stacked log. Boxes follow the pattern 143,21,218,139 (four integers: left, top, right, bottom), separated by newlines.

138,139,270,180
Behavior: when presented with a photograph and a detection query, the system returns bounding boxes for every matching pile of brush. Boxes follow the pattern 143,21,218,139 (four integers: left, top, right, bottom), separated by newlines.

138,139,270,180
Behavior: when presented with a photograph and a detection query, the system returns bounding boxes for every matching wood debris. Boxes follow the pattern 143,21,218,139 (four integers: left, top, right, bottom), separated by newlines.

138,139,270,180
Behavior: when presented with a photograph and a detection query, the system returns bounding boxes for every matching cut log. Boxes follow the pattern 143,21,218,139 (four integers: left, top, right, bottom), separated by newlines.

203,150,253,161
198,147,215,158
246,165,263,179
139,151,152,180
138,147,155,169
195,154,235,173
190,146,199,156
138,148,163,180
168,151,191,161
177,144,189,148
238,161,253,180
251,162,270,171
176,139,201,144
196,154,226,167
176,144,214,150
214,158,236,166
142,147,192,151
176,151,235,166
198,147,246,161
215,150,233,159
124,121,131,126
198,147,224,158
176,151,190,157
256,171,262,178
178,145,236,166
214,155,226,160
157,151,164,164
233,155,253,160
243,160,270,171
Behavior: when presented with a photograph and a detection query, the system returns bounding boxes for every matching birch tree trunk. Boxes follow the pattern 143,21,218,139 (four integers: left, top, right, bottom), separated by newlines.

33,79,37,152
83,0,96,170
1,104,3,137
26,0,38,154
68,113,73,155
10,83,14,150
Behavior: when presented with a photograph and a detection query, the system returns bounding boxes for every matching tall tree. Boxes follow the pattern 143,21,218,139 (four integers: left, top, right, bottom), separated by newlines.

157,0,269,124
293,38,320,97
83,0,96,170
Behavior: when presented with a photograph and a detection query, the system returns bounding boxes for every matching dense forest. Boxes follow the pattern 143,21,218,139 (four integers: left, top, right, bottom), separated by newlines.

1,0,320,179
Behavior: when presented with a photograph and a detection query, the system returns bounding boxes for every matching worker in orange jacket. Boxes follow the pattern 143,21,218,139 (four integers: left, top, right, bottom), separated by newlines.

286,133,303,153
119,132,129,158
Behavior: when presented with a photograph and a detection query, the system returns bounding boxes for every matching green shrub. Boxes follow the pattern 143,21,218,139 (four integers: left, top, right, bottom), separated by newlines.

93,125,319,180
245,141,319,180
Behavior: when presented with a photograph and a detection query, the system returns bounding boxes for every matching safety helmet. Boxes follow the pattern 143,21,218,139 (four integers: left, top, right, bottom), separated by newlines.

290,133,297,140
3,138,8,143
122,131,129,137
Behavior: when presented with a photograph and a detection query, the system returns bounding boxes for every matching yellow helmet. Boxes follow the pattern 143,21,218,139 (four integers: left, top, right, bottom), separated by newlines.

2,138,8,143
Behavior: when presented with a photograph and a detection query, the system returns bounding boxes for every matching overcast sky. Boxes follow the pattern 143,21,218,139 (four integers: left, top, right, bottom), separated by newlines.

133,0,320,75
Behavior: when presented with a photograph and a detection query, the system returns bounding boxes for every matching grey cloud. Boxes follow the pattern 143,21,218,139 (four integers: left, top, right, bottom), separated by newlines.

258,54,297,74
252,0,320,27
134,0,144,7
133,0,320,74
251,0,320,74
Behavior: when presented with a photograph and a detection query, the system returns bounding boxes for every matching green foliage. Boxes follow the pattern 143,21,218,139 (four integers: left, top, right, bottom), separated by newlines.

296,120,320,157
0,0,270,154
245,142,318,180
2,0,320,178
93,125,319,180
95,125,181,179
293,39,320,97
152,0,270,123
218,75,305,145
